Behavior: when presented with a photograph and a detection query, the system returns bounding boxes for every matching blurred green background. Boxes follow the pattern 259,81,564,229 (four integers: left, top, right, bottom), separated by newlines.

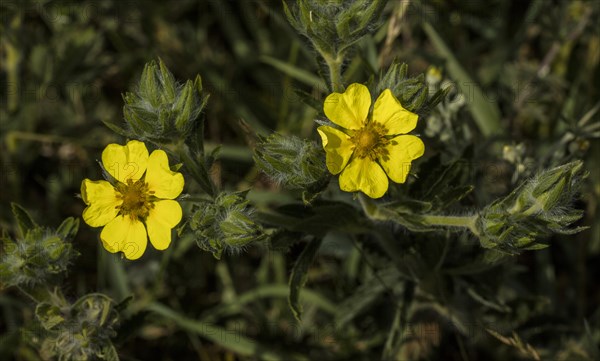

1,0,599,360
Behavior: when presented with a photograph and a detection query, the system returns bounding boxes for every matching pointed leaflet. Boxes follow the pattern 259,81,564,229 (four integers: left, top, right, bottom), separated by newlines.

11,203,37,238
289,238,322,321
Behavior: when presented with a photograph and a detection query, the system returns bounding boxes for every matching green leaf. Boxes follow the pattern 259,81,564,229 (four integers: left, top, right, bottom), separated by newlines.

203,284,336,322
10,203,37,238
335,267,399,328
423,85,452,113
260,55,327,89
384,198,433,214
102,345,120,361
101,119,131,137
423,22,502,137
146,302,309,361
289,238,322,321
444,250,509,275
35,303,65,330
158,58,176,102
114,295,133,313
258,201,367,236
56,217,79,241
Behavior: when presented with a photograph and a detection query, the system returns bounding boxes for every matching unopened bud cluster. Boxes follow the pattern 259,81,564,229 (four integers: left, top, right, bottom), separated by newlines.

190,192,266,259
27,293,119,361
283,0,385,58
376,61,450,115
476,161,587,253
120,59,208,142
254,133,330,199
0,205,79,288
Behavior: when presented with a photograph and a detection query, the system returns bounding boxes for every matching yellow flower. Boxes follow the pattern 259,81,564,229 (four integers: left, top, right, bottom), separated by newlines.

81,140,184,260
318,83,425,198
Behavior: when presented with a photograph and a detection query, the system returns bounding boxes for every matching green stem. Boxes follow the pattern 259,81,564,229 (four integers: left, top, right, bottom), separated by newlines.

5,40,20,113
324,54,344,92
421,214,479,234
16,286,41,303
152,242,175,296
177,143,217,198
358,193,480,235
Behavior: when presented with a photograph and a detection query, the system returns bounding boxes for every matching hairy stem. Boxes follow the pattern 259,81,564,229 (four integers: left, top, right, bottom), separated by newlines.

358,193,480,235
324,54,344,92
421,214,479,235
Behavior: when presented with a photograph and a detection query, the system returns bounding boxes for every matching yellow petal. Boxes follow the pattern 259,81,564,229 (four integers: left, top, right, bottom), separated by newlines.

373,89,418,135
102,140,149,183
81,179,121,227
379,135,425,183
145,150,184,199
323,83,371,130
317,126,355,174
100,215,147,260
146,200,182,251
339,157,388,198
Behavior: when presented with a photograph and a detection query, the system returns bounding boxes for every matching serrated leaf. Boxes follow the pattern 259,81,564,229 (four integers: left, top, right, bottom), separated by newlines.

158,58,176,102
114,295,133,313
56,217,79,241
445,250,509,275
101,119,131,137
335,267,400,328
102,345,120,361
425,85,452,111
260,55,327,89
385,198,433,214
11,203,37,238
435,185,475,207
259,201,367,236
289,238,322,321
294,88,323,110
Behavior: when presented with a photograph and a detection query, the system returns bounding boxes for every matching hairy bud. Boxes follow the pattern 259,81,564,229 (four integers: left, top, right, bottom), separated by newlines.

476,161,587,253
26,292,120,361
0,204,79,288
254,133,330,201
283,0,385,58
189,192,266,259
107,59,208,143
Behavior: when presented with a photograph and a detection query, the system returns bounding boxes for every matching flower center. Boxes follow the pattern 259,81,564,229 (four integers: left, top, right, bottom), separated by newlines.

350,122,389,160
116,179,155,220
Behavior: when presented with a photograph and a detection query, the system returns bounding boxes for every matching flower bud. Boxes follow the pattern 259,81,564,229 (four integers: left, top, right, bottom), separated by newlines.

29,293,119,361
0,205,79,288
114,59,208,143
254,133,330,201
190,192,266,259
283,0,385,57
476,161,587,253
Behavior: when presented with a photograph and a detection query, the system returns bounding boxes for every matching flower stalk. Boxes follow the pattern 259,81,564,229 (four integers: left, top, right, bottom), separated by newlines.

324,54,345,92
421,214,478,232
358,193,478,234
